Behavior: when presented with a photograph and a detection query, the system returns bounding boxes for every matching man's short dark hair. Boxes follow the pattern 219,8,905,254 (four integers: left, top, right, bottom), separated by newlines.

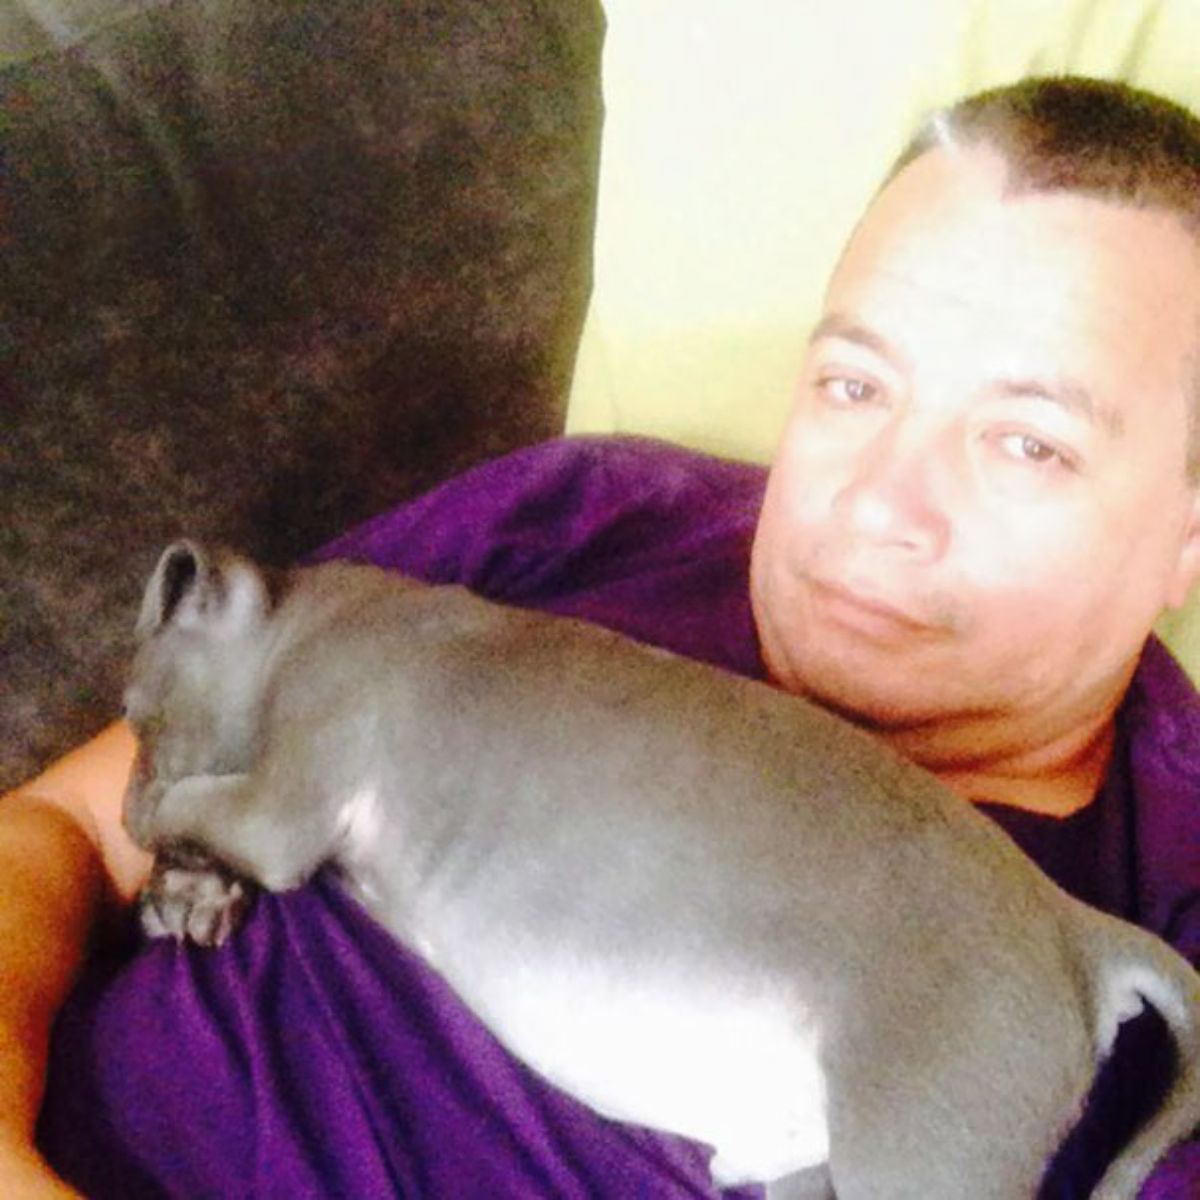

887,76,1200,478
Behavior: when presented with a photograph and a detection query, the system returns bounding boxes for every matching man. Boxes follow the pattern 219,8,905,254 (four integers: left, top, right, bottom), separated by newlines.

3,76,1198,1196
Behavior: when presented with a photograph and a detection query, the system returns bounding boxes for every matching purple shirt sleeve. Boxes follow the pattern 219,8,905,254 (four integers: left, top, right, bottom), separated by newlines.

38,436,1199,1199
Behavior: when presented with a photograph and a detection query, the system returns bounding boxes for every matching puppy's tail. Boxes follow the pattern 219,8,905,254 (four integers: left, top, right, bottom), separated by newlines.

1074,903,1200,1200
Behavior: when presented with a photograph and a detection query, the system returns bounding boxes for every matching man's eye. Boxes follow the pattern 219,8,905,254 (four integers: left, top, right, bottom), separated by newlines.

996,432,1077,471
818,376,878,406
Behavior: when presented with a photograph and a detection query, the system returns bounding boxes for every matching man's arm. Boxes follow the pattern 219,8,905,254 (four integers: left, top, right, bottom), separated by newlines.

0,724,150,1197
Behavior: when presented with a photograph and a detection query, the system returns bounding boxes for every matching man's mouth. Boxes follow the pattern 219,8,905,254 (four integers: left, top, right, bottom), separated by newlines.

806,577,944,641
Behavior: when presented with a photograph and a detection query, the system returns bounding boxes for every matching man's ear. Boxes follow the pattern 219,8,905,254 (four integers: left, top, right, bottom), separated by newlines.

136,540,270,641
1165,488,1200,610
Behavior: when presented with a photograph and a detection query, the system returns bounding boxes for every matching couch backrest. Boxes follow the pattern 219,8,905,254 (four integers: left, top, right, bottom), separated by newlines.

1,0,603,787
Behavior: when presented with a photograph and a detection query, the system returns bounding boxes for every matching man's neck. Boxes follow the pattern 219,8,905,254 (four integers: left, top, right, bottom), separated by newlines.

879,708,1118,819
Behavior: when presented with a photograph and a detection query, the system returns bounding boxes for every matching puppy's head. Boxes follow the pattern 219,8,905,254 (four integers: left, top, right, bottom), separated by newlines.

123,541,275,840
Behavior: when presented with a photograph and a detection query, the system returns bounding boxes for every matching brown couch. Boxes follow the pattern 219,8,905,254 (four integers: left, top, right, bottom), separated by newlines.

2,0,605,787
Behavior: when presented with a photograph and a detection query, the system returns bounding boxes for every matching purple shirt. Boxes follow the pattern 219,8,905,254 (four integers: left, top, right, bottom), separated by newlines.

39,436,1200,1197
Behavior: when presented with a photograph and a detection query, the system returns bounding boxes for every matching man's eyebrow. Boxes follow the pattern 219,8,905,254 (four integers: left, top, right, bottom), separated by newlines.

809,312,1124,437
807,314,908,370
990,377,1125,437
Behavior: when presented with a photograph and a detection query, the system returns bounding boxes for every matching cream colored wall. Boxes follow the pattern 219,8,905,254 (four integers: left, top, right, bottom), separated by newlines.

569,0,1200,679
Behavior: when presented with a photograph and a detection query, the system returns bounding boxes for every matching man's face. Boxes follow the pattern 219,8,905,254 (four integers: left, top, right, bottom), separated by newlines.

750,146,1200,741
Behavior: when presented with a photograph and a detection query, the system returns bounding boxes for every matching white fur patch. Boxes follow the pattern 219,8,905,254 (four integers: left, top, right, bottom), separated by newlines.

1097,963,1172,1053
456,955,829,1185
336,781,386,904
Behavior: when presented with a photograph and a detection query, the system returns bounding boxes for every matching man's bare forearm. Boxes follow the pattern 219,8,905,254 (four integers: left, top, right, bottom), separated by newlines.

0,796,103,1193
0,724,149,1196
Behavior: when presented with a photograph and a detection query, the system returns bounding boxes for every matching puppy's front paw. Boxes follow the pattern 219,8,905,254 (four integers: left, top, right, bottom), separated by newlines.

140,847,257,947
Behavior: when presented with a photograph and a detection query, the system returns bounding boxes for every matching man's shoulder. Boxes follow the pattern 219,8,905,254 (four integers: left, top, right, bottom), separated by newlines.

313,433,763,602
1122,637,1200,775
469,434,769,534
1118,637,1200,963
317,435,765,594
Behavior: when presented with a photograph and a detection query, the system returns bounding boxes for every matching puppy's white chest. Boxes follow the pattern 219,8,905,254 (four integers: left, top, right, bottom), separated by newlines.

336,782,829,1184
448,953,830,1186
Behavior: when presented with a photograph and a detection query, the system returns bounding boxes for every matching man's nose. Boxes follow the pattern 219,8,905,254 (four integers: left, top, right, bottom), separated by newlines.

831,422,953,562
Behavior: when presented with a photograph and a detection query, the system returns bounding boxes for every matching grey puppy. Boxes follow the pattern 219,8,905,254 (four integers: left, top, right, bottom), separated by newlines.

122,540,1200,1200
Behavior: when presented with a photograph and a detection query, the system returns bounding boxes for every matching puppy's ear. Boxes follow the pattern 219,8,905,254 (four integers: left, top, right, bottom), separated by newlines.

136,541,270,641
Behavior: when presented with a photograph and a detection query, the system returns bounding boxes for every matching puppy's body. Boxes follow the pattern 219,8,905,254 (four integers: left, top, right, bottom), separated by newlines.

124,543,1200,1198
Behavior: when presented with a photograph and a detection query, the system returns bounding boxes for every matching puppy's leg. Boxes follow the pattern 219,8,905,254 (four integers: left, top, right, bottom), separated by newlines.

146,772,335,892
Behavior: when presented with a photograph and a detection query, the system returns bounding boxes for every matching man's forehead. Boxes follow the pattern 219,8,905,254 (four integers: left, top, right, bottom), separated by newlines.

837,180,1125,318
842,146,1200,294
824,149,1200,416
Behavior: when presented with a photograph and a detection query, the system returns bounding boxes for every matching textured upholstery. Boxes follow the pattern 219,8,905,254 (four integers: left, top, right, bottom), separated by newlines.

2,0,605,786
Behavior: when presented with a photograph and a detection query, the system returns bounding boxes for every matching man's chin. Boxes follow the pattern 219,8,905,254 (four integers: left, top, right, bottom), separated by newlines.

802,680,941,732
790,654,987,735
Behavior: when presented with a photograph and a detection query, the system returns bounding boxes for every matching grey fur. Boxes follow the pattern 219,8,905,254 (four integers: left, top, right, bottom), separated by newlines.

124,540,1200,1198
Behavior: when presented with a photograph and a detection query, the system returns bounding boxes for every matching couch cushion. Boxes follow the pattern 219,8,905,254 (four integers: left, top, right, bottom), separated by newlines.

2,0,604,787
